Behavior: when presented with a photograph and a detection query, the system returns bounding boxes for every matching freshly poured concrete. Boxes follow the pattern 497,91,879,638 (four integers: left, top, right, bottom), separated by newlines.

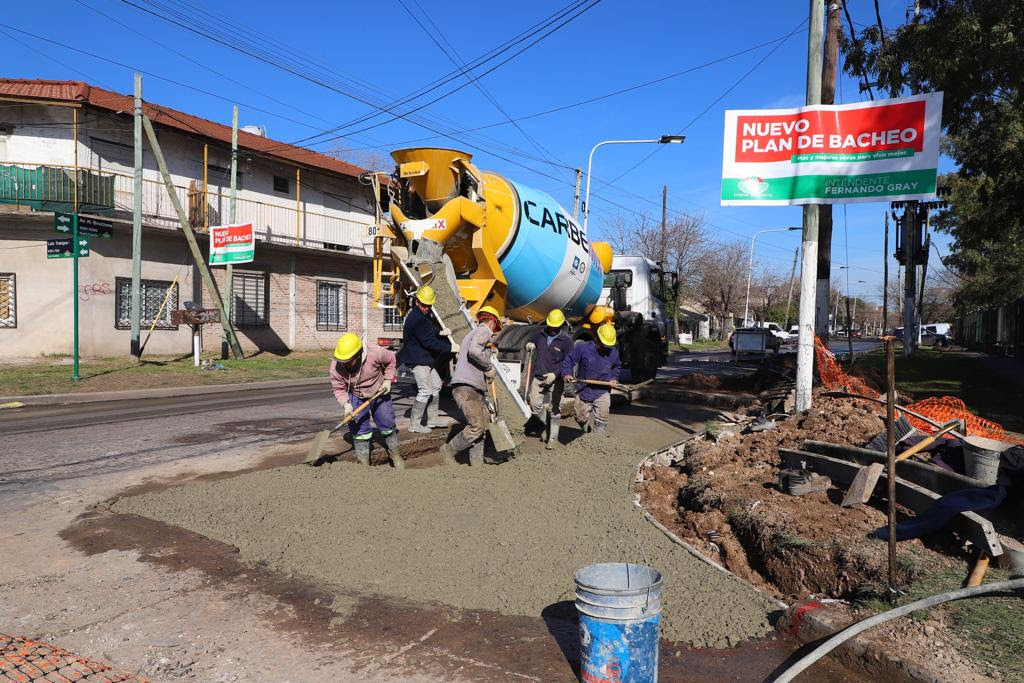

114,433,778,648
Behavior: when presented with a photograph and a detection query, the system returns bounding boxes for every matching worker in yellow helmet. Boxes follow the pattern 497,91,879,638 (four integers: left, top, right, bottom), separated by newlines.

524,309,574,449
562,323,621,435
402,285,458,434
330,333,403,468
439,305,503,466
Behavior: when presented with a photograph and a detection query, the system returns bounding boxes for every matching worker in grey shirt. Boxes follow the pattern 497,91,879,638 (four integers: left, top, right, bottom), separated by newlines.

440,305,502,466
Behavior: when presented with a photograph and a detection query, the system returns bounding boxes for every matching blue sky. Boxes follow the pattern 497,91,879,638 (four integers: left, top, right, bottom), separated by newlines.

2,0,954,304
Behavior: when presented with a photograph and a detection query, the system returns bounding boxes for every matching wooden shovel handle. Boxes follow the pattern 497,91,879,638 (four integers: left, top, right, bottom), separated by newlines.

895,422,959,462
339,387,388,427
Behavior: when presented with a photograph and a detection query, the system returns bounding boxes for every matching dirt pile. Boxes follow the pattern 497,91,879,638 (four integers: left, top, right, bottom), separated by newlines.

112,433,779,648
636,394,951,600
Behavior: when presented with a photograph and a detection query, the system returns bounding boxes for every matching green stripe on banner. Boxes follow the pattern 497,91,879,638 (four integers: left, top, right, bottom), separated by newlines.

791,148,916,163
722,168,936,202
211,250,254,264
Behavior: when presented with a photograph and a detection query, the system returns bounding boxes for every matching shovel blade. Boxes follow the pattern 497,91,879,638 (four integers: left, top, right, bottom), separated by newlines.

304,429,332,464
488,419,516,453
841,462,885,507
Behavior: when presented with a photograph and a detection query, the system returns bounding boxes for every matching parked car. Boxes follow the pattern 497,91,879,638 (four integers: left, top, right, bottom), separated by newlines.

728,327,782,353
789,325,799,336
761,321,790,342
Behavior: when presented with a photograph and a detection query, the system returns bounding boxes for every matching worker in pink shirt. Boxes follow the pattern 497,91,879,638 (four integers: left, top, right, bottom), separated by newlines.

330,333,403,468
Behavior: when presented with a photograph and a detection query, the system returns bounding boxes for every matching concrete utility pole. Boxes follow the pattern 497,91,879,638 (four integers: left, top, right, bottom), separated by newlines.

130,72,143,358
141,114,244,359
882,210,889,335
222,105,238,360
796,0,825,411
572,168,582,221
814,0,842,339
661,184,668,264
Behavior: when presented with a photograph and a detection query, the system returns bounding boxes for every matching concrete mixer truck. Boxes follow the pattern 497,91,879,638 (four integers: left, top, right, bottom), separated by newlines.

371,147,672,388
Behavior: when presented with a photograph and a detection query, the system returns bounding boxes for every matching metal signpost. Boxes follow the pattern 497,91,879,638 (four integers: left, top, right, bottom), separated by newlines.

52,213,92,381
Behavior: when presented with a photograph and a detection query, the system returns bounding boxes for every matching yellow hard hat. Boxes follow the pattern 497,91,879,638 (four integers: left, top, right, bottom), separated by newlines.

477,305,502,328
545,309,566,328
596,323,617,347
333,333,363,361
415,285,435,306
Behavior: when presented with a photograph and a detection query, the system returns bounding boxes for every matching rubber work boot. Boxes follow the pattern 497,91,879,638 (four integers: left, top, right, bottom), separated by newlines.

353,438,371,466
425,398,448,428
546,416,560,450
384,432,405,470
407,400,431,434
439,430,473,466
468,439,485,467
578,420,592,434
593,419,608,435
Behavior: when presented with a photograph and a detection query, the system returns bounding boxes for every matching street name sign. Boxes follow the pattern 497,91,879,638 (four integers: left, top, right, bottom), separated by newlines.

209,223,255,265
47,237,90,259
54,212,114,238
721,92,943,205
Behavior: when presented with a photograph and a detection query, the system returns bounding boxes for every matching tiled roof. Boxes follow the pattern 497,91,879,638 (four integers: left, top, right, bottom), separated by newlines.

0,78,367,179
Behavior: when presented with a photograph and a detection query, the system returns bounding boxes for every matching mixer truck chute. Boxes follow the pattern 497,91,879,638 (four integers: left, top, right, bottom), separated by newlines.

375,147,670,391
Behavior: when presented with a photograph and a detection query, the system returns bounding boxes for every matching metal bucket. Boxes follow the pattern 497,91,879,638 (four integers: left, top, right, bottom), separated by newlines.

963,436,1006,485
575,563,662,683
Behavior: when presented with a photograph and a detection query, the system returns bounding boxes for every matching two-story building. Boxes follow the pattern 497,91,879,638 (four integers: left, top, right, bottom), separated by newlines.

0,78,404,360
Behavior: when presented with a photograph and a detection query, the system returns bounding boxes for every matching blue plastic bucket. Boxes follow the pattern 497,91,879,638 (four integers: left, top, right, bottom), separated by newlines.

575,562,663,683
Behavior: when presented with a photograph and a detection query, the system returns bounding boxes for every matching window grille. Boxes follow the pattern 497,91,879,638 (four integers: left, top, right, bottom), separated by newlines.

115,277,177,330
273,175,289,193
232,271,269,328
0,273,15,328
383,292,404,332
316,280,347,331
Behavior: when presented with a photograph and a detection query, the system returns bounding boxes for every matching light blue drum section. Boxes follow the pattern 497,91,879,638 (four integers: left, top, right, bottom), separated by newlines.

575,562,663,683
499,179,605,316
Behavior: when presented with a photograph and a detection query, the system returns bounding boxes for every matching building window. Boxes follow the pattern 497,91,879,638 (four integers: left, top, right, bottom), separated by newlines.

383,292,404,332
115,277,178,330
0,273,15,328
273,175,289,193
232,270,269,328
316,280,347,331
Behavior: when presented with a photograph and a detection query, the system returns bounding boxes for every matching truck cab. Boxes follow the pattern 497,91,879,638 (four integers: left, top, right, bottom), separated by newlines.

599,256,676,380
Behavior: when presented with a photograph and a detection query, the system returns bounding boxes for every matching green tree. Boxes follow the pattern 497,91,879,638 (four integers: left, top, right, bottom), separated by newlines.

841,0,1024,310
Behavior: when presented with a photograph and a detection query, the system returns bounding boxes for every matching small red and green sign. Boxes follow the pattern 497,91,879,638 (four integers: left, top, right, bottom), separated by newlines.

209,223,255,265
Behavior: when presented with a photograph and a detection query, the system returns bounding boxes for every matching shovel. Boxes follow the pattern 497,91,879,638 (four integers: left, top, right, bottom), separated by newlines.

484,377,516,453
305,388,388,464
579,378,653,391
840,420,962,506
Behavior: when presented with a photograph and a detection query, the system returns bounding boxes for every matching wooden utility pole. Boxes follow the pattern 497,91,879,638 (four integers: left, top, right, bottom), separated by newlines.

882,210,889,335
885,337,897,603
814,0,842,339
661,184,668,264
572,168,582,220
130,72,143,358
141,114,243,358
796,0,825,411
903,203,917,358
785,246,798,328
222,105,238,359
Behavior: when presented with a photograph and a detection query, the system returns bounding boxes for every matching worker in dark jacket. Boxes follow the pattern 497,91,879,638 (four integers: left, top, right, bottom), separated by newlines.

562,323,621,434
524,309,574,448
402,285,457,433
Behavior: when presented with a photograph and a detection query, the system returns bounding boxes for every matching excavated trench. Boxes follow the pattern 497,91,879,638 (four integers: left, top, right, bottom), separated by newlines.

112,431,780,649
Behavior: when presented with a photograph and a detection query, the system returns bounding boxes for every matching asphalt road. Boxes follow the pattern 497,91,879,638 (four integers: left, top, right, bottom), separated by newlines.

0,379,422,499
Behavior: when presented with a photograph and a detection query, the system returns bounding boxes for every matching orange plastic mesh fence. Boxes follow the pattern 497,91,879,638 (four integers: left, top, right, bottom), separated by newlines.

812,336,1023,444
0,634,149,682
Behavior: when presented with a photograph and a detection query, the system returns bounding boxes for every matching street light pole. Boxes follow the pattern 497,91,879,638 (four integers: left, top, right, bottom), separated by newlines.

582,135,684,233
743,227,800,327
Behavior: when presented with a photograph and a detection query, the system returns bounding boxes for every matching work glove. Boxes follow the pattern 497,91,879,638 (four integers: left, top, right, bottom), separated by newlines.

525,342,536,352
343,403,354,418
380,380,392,394
449,342,460,354
438,327,452,337
484,367,496,381
542,372,556,386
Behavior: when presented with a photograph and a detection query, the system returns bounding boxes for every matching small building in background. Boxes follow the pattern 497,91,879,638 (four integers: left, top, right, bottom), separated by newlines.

0,79,405,360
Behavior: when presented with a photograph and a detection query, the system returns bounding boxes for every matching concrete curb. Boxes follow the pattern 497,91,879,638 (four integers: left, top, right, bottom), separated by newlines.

0,376,328,406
